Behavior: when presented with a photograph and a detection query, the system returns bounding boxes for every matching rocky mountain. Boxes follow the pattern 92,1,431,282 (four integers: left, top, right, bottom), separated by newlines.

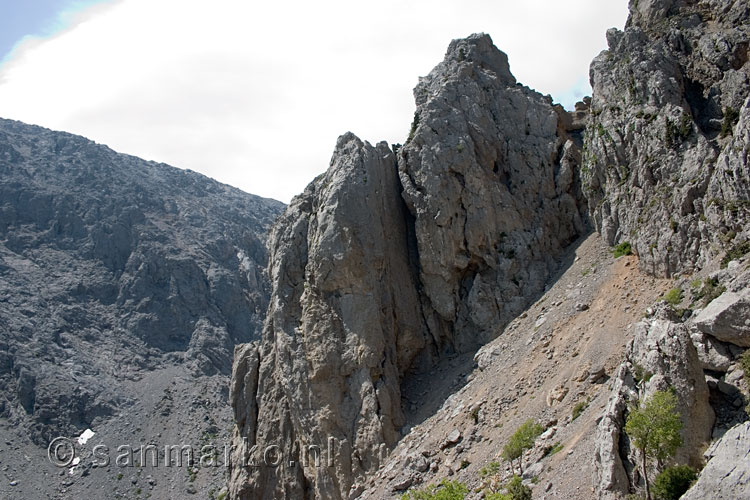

229,1,750,499
583,0,750,277
228,33,589,500
0,118,284,498
2,0,748,498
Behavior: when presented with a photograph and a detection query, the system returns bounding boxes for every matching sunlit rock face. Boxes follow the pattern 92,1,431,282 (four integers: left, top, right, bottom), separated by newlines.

582,0,750,277
229,33,589,500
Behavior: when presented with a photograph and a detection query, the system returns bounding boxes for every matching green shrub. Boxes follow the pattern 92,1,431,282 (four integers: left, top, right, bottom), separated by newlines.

485,475,532,500
613,241,633,258
691,277,726,306
479,461,501,478
542,441,564,457
505,475,532,500
662,287,683,307
624,390,683,500
652,465,697,500
572,397,591,421
721,240,750,268
502,420,544,474
401,479,468,500
632,362,653,385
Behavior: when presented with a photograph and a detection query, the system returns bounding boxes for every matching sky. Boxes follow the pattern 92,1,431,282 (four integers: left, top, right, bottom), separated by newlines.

0,0,629,203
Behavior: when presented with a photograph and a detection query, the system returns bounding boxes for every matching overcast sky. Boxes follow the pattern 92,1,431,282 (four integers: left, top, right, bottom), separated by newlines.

0,0,629,203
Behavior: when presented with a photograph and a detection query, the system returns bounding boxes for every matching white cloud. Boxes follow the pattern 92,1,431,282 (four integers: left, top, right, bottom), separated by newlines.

0,0,628,203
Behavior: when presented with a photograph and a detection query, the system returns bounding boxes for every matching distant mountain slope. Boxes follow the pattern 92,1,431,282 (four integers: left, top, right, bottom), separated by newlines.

0,117,283,497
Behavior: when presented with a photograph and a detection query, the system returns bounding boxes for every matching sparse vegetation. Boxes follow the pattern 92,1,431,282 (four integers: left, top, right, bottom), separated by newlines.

484,475,532,500
500,475,532,500
572,397,591,421
613,241,633,258
720,106,740,137
721,240,750,268
624,389,684,500
651,465,697,500
479,461,501,478
664,114,692,147
546,441,564,456
502,419,544,474
632,362,654,385
690,277,726,307
400,479,468,500
662,287,683,307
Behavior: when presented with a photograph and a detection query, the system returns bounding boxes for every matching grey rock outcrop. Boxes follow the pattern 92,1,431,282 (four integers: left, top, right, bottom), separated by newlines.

229,34,589,500
583,0,750,277
681,421,750,499
694,288,750,346
229,135,423,500
399,33,587,351
0,117,283,445
594,307,714,498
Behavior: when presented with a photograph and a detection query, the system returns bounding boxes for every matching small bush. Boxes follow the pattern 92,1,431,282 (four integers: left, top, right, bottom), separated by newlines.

505,475,532,500
479,461,501,478
546,441,564,456
632,362,653,385
720,106,740,137
691,277,726,306
662,287,683,307
651,465,697,500
721,240,750,268
502,420,544,474
572,397,591,421
401,479,468,500
613,241,633,258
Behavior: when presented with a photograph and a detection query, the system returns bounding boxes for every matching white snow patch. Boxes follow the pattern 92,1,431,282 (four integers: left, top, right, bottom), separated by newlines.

77,428,95,446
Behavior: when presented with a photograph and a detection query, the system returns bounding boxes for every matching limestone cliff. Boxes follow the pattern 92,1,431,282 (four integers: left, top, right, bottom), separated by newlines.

583,0,750,277
229,34,588,499
589,1,750,497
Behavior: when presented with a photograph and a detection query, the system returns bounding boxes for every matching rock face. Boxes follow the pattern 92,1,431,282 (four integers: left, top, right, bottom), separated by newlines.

0,117,283,445
229,135,424,500
594,306,715,498
229,34,588,500
583,0,750,277
399,34,587,351
682,421,750,500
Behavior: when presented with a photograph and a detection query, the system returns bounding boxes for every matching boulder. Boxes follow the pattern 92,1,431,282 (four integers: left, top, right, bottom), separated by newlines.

694,290,750,347
682,421,750,500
